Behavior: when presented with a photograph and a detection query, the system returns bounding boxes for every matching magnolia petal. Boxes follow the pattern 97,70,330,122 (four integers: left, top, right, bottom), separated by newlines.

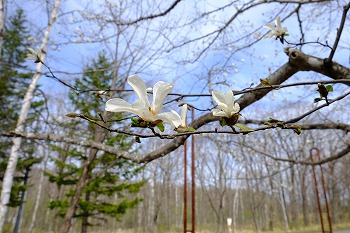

128,75,150,107
233,103,240,113
212,90,226,105
152,81,174,114
275,16,281,28
212,109,229,117
180,104,188,127
105,98,143,116
225,90,234,112
263,23,275,31
157,111,181,127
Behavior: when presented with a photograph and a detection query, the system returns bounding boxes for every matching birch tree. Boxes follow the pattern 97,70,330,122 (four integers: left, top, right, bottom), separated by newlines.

0,0,6,51
0,0,60,231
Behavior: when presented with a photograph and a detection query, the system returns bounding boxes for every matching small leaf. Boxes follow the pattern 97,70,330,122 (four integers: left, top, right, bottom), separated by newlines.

131,118,141,127
65,113,78,118
135,136,141,143
276,122,285,128
156,123,164,132
326,85,333,92
235,123,254,132
290,125,302,135
188,127,196,132
220,118,227,127
260,78,271,86
267,118,283,125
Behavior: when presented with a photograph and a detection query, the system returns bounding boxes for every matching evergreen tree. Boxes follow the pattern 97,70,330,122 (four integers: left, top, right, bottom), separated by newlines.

47,52,145,233
0,9,45,232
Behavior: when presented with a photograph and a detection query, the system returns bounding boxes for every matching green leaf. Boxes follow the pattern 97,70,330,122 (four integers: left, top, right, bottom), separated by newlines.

290,125,302,135
260,78,271,86
326,85,333,92
188,127,196,132
276,122,285,128
131,118,140,127
235,123,254,132
156,123,164,132
220,118,227,127
135,136,141,143
176,127,196,133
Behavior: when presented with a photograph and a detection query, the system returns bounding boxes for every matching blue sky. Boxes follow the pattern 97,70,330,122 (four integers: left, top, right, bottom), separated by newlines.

8,0,350,125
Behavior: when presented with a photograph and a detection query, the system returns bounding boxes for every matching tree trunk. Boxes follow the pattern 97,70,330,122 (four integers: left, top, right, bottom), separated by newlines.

13,167,30,233
147,164,155,233
278,174,290,233
28,153,49,233
59,147,98,233
0,0,6,50
0,1,60,232
81,191,91,233
301,167,309,226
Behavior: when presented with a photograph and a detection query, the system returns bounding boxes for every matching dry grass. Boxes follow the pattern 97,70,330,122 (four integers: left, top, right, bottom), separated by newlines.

29,222,350,233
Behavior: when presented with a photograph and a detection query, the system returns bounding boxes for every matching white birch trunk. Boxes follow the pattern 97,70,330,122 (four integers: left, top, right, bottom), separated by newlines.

0,0,6,50
278,183,291,233
232,187,239,233
27,152,49,233
147,164,155,233
0,0,60,231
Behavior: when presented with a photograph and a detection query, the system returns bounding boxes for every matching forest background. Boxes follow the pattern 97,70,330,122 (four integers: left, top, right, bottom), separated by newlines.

0,0,350,233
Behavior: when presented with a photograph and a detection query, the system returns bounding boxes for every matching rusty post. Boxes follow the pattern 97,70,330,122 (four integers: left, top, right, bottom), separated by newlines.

184,140,187,233
310,148,325,233
310,147,332,233
191,107,195,233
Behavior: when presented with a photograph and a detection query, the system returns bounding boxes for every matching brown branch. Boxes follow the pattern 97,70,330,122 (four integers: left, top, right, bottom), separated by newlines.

325,1,350,65
242,120,350,132
114,0,182,26
245,143,350,166
287,49,350,83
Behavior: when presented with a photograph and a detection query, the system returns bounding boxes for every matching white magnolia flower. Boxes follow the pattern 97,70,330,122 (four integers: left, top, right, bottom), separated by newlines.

105,75,178,123
263,16,288,39
212,89,240,118
26,47,43,63
166,104,188,128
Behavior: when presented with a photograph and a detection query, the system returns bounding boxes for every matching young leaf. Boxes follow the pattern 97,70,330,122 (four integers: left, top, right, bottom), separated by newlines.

220,118,228,127
235,123,254,132
260,78,271,86
156,123,165,132
290,125,302,135
326,85,333,92
135,136,141,143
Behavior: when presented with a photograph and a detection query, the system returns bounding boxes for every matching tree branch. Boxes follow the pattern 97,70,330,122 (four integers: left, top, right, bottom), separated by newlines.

114,0,182,26
325,1,350,65
287,49,350,84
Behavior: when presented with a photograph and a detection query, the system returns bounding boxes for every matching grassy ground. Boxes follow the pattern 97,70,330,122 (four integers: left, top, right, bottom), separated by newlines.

23,222,350,233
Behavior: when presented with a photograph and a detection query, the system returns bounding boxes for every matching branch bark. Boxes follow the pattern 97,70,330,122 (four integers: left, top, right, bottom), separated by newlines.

1,50,349,165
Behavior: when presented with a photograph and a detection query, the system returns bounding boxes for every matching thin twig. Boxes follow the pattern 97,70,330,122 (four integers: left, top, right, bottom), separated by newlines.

325,1,350,64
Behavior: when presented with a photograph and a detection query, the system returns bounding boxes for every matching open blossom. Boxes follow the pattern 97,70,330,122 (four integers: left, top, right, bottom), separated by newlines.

105,75,179,124
263,16,288,40
212,89,240,118
167,104,188,128
26,47,43,63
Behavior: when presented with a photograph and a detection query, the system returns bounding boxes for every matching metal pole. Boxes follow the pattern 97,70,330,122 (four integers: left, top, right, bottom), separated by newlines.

184,141,187,233
314,148,333,233
310,148,325,233
191,107,195,233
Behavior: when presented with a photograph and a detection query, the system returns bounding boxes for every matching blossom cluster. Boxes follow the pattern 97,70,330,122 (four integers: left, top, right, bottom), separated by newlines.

105,75,240,132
